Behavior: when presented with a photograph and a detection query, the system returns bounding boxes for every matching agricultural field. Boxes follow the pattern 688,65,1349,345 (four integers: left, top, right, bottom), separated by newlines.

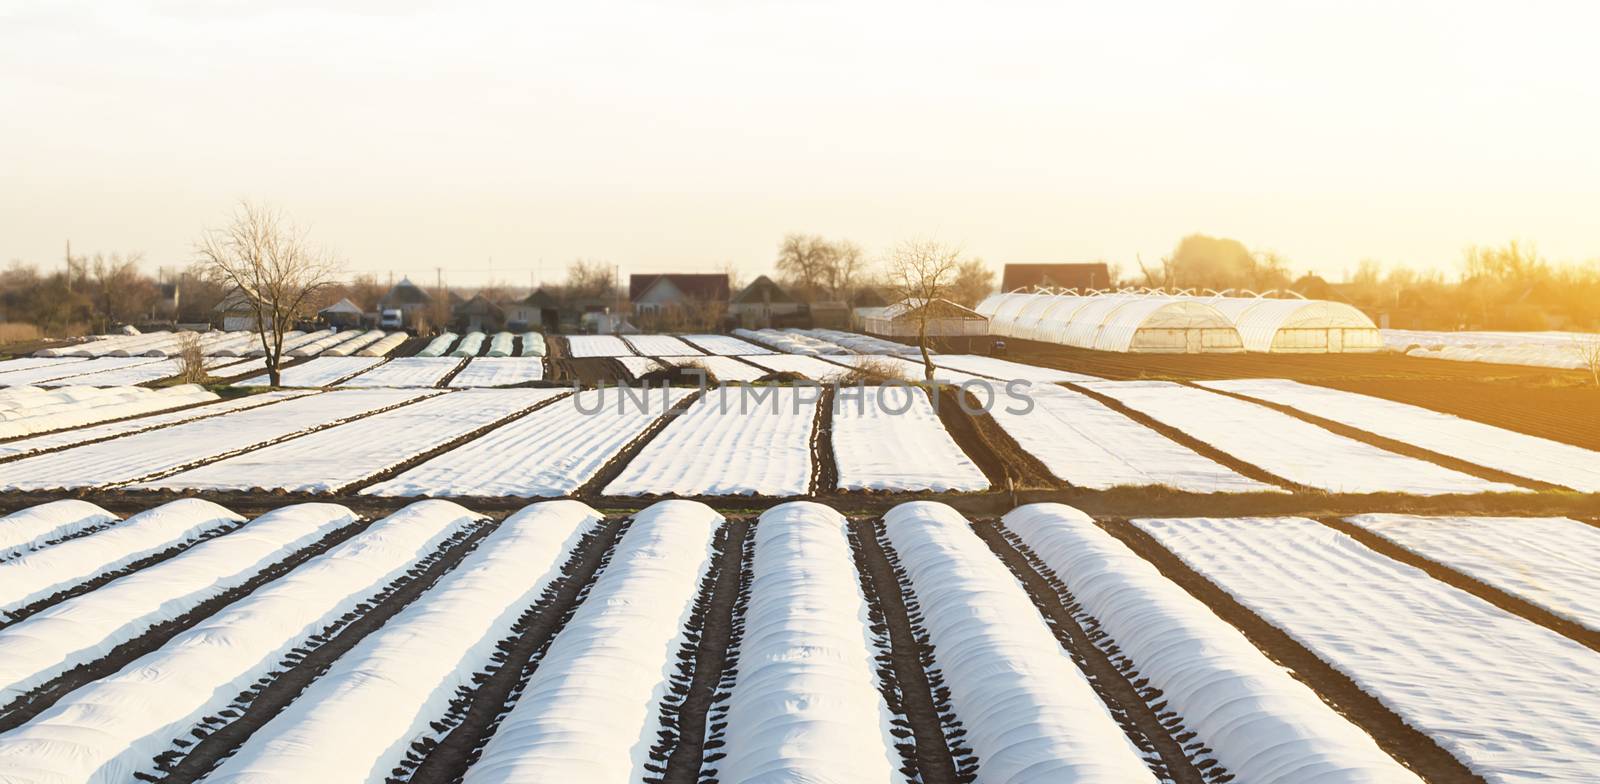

1,327,1597,782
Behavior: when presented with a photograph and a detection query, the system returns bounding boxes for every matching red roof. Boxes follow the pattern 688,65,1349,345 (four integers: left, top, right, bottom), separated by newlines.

628,273,730,303
1001,263,1112,292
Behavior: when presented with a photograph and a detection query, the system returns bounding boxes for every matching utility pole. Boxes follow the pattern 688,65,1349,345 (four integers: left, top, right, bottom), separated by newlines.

65,240,72,292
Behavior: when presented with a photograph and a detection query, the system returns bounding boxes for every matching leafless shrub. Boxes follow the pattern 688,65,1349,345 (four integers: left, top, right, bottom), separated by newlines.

173,332,208,384
835,354,907,385
1573,335,1600,388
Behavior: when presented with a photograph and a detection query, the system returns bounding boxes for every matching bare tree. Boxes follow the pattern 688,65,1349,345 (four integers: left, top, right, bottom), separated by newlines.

88,252,155,331
947,257,996,307
173,332,208,385
1573,335,1600,388
195,203,339,387
887,239,962,382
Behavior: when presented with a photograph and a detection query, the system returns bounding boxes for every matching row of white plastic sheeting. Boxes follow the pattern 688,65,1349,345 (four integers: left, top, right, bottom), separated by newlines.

0,385,216,439
796,328,927,355
564,334,633,357
623,334,699,355
1138,516,1600,783
215,331,298,358
464,501,721,782
37,357,236,387
319,330,387,357
1348,514,1600,633
715,502,905,782
519,332,546,356
1386,329,1597,370
365,387,695,498
451,331,487,357
737,352,853,380
0,500,485,784
680,333,774,355
0,356,164,386
0,391,313,462
251,330,333,358
1083,381,1523,495
138,389,563,493
653,354,769,382
1005,504,1417,783
447,357,546,387
832,386,989,492
0,503,356,703
486,331,515,357
0,500,119,561
0,498,243,620
733,328,852,355
987,385,1276,493
605,387,817,496
288,330,365,358
355,332,408,357
0,357,88,382
0,388,431,491
415,332,458,357
883,502,1159,782
338,356,462,387
1202,378,1600,492
209,501,601,783
615,355,665,380
234,356,385,387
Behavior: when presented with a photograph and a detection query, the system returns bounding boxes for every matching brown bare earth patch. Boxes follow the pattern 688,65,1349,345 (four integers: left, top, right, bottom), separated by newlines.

1095,517,1484,784
931,385,1056,493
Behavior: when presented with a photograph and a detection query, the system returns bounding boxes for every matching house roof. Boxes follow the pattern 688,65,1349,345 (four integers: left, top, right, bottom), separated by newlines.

378,277,432,306
319,297,363,316
521,287,558,308
213,289,253,312
1001,263,1113,292
629,273,729,303
881,298,988,321
453,293,504,316
852,286,891,307
730,275,794,305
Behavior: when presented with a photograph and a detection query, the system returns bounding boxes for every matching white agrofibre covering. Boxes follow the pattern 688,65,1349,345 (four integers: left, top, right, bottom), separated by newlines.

0,357,88,379
564,334,634,357
929,354,1100,382
137,389,562,493
414,332,458,358
250,330,332,358
1083,381,1522,495
882,502,1157,783
209,501,602,784
0,391,313,461
0,357,164,386
1348,514,1600,633
0,385,216,439
518,332,546,356
615,355,665,380
1137,516,1600,783
465,500,722,783
447,357,546,387
288,330,366,358
450,332,487,357
737,353,853,380
987,386,1275,493
654,355,769,382
365,387,695,498
234,356,385,387
0,388,430,491
0,503,357,703
831,385,988,492
356,332,408,357
337,357,462,388
605,386,818,496
622,334,698,355
320,330,388,357
715,502,905,783
0,500,485,784
0,500,119,561
0,499,243,621
1200,378,1600,492
680,334,775,355
1003,504,1417,783
486,331,515,357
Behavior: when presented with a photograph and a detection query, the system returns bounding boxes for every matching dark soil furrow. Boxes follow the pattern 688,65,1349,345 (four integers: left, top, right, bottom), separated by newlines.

979,521,1210,784
844,520,925,781
0,516,371,731
1196,384,1561,491
149,519,496,783
433,357,471,388
1066,382,1304,491
406,517,628,782
808,385,838,495
576,387,706,496
1,520,247,629
1317,516,1600,652
695,521,756,784
850,519,961,784
932,384,1057,492
654,518,753,784
1097,518,1483,784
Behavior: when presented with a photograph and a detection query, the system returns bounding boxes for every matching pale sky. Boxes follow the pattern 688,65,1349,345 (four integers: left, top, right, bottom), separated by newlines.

3,0,1598,287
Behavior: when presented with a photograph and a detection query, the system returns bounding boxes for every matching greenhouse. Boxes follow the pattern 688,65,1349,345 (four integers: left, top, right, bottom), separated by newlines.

977,292,1244,353
976,290,1381,353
